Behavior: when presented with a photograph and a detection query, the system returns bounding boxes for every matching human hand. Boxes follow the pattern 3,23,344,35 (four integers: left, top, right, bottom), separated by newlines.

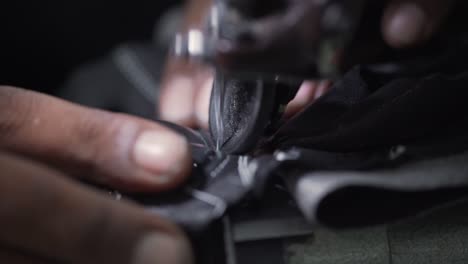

0,86,193,264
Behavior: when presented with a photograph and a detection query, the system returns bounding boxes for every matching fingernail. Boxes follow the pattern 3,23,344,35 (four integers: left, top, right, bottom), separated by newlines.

133,130,189,182
160,77,195,124
195,76,213,128
386,3,426,47
132,233,192,264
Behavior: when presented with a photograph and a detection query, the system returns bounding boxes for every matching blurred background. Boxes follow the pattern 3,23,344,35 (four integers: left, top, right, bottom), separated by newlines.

0,0,180,95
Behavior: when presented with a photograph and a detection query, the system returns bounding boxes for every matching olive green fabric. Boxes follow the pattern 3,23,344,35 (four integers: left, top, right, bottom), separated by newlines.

284,199,468,264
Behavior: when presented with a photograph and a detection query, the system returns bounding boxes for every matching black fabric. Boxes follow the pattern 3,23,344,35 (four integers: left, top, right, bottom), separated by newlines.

273,35,468,153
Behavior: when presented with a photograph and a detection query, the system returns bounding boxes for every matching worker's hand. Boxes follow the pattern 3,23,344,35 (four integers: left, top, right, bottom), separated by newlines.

159,0,454,128
0,86,193,264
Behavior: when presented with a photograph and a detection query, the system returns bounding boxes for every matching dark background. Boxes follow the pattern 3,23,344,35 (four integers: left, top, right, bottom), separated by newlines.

0,0,180,94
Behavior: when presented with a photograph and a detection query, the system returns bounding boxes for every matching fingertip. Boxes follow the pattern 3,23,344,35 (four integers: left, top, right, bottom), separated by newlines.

131,128,192,190
382,2,428,48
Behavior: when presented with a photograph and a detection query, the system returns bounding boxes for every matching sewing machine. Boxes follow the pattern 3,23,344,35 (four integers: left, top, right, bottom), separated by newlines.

172,0,381,154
